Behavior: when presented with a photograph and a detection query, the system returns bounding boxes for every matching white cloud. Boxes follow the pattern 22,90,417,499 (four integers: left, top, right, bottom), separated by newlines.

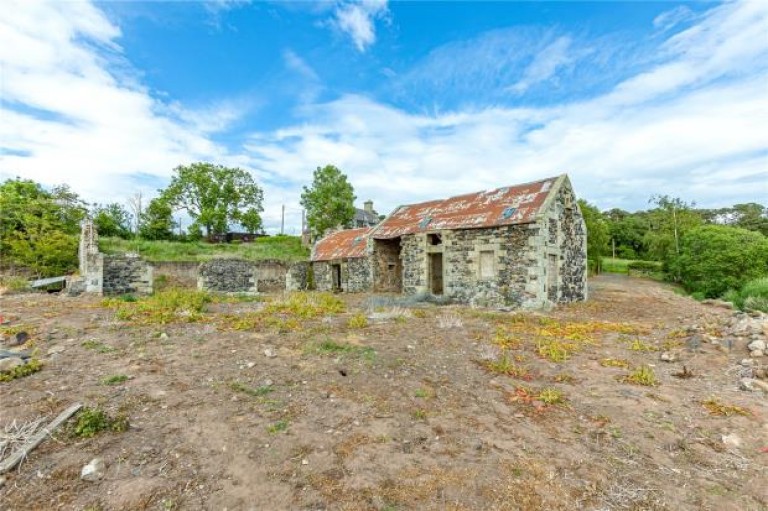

332,0,388,52
508,36,573,94
653,5,695,31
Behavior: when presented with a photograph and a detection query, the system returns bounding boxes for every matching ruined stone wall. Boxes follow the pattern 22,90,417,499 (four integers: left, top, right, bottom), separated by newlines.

372,238,403,292
313,261,333,292
102,255,153,296
400,234,425,294
197,259,290,293
286,262,310,291
151,261,199,288
346,257,372,292
555,185,587,303
198,259,258,293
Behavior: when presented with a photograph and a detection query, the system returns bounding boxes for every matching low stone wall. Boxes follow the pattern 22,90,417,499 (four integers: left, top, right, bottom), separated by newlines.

198,259,258,294
151,261,199,287
102,255,153,295
197,259,291,294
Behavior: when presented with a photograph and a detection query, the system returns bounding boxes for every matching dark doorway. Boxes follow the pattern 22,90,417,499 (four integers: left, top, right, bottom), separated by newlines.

429,253,443,295
332,264,342,291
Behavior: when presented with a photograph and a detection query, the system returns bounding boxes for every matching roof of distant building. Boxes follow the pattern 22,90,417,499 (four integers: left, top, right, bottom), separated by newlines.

354,207,379,226
311,227,372,261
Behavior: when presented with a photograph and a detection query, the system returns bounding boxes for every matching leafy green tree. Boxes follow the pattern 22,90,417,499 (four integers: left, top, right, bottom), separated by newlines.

0,178,85,276
671,225,768,298
577,199,609,273
300,165,356,238
608,214,649,259
139,197,176,241
161,162,264,237
644,195,702,272
92,203,132,238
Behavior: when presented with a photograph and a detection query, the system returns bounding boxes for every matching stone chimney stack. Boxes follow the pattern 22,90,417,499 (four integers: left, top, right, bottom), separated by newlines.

364,200,374,214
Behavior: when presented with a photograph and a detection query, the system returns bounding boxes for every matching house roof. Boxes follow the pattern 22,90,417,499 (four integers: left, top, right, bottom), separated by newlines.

354,208,379,225
311,227,372,261
371,175,563,239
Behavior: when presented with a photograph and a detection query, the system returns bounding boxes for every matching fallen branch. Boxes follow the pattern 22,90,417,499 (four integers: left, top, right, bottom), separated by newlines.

0,402,82,474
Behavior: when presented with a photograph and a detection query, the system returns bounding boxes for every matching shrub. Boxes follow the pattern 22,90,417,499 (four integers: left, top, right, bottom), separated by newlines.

72,407,129,437
671,225,768,298
722,277,768,312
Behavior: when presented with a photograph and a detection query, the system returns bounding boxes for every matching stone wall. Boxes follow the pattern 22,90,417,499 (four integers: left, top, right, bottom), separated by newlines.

151,261,199,287
311,258,372,292
346,257,372,292
103,255,153,295
313,261,333,291
539,179,587,304
286,262,310,291
198,259,258,294
400,235,425,294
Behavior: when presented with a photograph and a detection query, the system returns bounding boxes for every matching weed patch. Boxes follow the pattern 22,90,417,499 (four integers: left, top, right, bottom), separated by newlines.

265,292,344,319
621,365,658,386
104,289,211,325
101,374,129,386
538,388,566,405
480,351,530,378
0,359,42,382
81,340,116,353
308,340,375,361
267,420,289,434
71,407,129,438
701,397,751,417
230,381,274,397
600,358,630,368
346,313,368,329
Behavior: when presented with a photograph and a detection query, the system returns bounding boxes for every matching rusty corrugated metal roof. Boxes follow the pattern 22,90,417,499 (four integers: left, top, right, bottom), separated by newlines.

311,227,372,261
372,175,561,239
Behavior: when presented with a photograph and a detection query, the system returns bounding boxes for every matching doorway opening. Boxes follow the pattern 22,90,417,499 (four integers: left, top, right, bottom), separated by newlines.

429,252,443,295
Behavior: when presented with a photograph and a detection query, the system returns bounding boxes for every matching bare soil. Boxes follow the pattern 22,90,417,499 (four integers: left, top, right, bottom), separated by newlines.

1,275,766,511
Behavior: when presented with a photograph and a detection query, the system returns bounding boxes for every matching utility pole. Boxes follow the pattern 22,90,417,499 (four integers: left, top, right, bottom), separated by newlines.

281,205,285,235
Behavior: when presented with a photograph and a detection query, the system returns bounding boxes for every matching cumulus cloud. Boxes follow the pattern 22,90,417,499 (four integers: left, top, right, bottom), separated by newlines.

332,0,389,52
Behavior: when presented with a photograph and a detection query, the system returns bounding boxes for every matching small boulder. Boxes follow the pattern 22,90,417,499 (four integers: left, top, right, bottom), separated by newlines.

659,352,677,362
81,458,106,482
0,357,24,373
750,350,765,358
748,340,766,352
263,348,277,358
722,433,742,448
740,359,756,367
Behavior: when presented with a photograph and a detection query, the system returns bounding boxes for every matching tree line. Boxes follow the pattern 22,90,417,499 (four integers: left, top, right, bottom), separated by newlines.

579,196,768,300
0,162,358,277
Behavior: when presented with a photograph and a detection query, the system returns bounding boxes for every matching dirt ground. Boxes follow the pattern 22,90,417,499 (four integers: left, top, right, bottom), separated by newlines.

0,275,766,511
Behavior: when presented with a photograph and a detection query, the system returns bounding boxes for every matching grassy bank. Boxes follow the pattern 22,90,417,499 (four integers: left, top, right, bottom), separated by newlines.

99,235,309,263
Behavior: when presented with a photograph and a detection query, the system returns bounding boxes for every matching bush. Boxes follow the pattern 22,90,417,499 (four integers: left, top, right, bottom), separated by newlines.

726,277,768,312
671,225,768,298
626,261,663,272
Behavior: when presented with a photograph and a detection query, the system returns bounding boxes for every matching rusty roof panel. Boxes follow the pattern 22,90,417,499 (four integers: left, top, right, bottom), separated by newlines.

372,175,560,239
311,227,372,261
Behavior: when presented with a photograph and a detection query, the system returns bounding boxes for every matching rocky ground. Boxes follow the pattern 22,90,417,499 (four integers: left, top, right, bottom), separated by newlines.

0,275,766,511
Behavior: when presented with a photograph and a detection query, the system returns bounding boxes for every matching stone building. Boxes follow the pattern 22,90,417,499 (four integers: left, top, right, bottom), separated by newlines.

310,174,587,308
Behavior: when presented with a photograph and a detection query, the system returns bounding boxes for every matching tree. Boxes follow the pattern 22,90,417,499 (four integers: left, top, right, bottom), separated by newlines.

0,178,85,277
92,203,132,238
139,197,176,241
644,195,702,272
160,162,264,237
577,199,609,273
671,225,768,298
300,165,356,238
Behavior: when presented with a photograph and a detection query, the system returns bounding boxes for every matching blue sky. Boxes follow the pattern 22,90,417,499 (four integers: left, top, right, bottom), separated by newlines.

1,1,766,233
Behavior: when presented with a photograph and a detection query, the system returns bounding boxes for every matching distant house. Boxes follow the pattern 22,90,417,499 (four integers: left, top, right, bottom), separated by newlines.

352,200,380,228
310,174,587,308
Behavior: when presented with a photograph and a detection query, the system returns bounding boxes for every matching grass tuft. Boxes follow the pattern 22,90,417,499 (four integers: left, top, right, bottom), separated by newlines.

622,365,658,386
701,397,751,417
0,359,43,382
101,374,129,386
346,313,368,329
71,407,129,438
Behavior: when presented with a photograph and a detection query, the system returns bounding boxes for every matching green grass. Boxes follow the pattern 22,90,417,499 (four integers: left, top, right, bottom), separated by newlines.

601,258,635,274
99,235,309,263
101,374,129,385
308,339,376,361
267,420,289,434
725,277,768,312
229,381,274,397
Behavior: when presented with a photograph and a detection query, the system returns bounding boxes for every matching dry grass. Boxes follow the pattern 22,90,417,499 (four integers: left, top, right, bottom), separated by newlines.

701,397,751,417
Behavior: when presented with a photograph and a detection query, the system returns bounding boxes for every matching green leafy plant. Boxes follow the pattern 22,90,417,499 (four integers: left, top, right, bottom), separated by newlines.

267,420,289,434
0,359,42,382
346,313,368,329
101,374,129,385
72,407,129,438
